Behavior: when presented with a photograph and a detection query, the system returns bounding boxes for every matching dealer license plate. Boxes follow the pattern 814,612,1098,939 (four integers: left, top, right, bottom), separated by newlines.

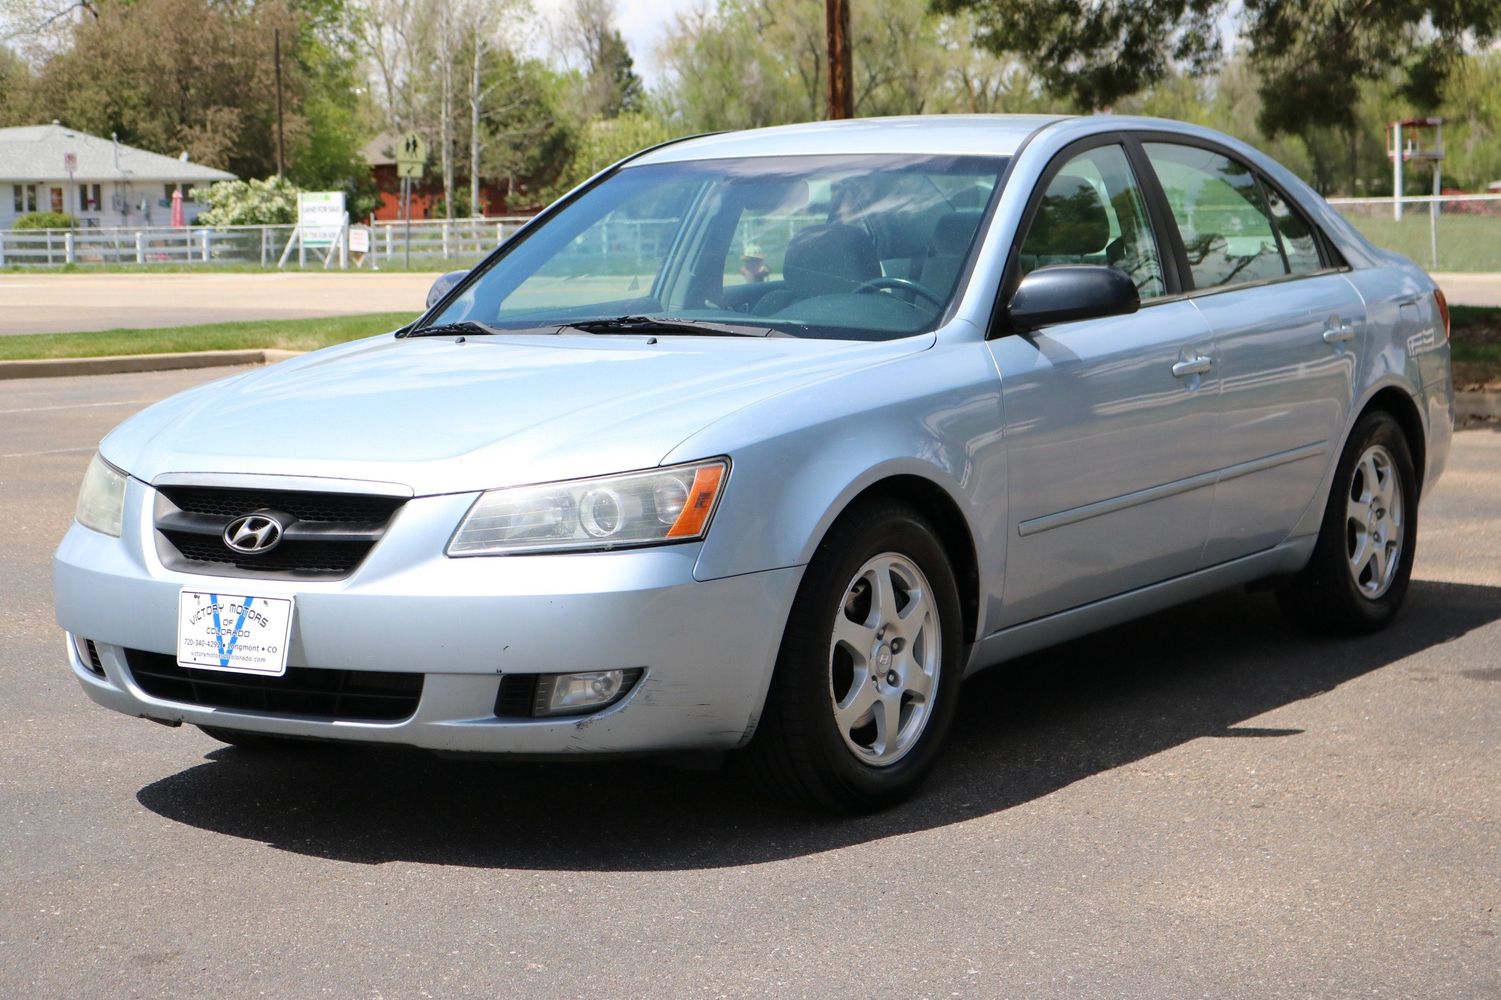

177,591,294,676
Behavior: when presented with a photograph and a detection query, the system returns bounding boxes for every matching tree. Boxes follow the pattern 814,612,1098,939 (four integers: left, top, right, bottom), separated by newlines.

929,0,1223,112
937,0,1501,138
13,0,303,178
542,113,670,199
475,48,575,207
0,44,28,124
555,0,643,119
656,0,1051,134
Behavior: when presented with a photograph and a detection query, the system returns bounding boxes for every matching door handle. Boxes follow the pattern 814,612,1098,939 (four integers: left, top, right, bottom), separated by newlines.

1323,322,1356,344
1171,356,1213,378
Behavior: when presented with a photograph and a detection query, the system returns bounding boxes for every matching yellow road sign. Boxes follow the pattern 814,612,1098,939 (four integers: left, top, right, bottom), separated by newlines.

396,131,428,178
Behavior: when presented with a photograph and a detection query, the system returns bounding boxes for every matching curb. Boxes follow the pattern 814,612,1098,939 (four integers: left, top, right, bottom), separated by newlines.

1457,391,1501,419
0,348,302,380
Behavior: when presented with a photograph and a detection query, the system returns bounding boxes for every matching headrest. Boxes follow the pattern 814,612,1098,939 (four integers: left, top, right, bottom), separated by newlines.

929,211,983,257
782,224,881,297
1026,173,1111,257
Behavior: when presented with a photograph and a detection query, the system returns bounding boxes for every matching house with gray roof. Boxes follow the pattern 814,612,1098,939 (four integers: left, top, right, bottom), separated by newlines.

1,123,236,229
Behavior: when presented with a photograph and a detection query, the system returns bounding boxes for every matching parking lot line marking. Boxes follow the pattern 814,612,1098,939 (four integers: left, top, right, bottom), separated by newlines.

0,446,95,459
0,398,157,415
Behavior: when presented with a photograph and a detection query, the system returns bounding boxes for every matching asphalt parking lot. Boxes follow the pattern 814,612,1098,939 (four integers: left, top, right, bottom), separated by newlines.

2,366,1498,998
1,271,1499,337
0,273,438,335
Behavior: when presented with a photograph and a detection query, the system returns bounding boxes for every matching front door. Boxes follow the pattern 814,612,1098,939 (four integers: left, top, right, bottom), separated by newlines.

988,142,1219,628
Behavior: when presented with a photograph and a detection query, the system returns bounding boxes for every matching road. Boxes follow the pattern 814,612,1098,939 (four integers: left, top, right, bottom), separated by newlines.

1,270,1500,337
0,272,440,335
2,366,1498,998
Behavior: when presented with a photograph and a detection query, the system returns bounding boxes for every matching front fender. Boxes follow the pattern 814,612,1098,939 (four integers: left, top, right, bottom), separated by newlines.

668,341,1007,620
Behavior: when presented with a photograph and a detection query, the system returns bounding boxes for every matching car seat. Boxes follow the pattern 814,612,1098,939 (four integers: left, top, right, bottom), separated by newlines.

1018,173,1111,271
753,223,881,315
917,211,983,300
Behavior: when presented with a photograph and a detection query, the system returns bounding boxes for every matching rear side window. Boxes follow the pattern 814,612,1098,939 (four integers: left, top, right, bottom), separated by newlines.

1143,143,1285,290
1261,184,1323,275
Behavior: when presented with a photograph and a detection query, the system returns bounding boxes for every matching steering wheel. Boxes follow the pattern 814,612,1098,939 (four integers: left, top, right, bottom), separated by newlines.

853,277,944,306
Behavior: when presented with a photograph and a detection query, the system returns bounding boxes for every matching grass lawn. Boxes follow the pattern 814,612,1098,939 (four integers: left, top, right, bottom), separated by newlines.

1342,213,1501,272
0,312,416,362
1451,305,1501,390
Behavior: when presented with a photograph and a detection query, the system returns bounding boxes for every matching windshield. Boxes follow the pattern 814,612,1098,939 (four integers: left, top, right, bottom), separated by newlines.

426,153,1007,341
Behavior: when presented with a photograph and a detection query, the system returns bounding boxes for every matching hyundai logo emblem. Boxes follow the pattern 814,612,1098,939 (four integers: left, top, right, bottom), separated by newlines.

223,513,285,554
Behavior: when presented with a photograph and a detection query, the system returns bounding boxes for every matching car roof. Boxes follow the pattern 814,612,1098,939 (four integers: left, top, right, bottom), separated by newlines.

631,115,1069,164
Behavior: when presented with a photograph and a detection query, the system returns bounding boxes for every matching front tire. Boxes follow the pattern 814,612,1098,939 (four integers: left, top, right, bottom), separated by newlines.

1277,410,1418,634
746,500,964,813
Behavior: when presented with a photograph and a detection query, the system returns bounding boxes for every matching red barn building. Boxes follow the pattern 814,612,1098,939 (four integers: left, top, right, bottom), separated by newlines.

363,134,509,221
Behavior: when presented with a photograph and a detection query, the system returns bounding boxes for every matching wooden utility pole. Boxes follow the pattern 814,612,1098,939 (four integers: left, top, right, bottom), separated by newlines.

825,0,853,120
273,28,286,177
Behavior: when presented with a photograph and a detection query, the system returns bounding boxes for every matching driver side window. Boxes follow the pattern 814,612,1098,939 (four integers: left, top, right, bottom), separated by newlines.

1018,145,1166,299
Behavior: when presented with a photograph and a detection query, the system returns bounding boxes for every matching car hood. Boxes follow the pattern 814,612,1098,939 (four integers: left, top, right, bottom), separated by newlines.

102,332,933,495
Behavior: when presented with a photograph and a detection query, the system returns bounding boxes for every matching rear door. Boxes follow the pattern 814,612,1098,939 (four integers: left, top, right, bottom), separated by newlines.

988,139,1219,628
1139,141,1364,566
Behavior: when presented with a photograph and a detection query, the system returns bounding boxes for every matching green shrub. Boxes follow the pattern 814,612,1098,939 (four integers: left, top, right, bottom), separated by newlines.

13,211,77,230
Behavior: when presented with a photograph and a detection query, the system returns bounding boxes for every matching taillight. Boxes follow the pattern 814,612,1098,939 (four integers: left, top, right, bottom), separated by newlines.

1434,287,1450,342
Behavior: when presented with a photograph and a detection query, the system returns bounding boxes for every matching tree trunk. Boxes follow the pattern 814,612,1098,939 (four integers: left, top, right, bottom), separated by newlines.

439,0,456,221
470,33,483,218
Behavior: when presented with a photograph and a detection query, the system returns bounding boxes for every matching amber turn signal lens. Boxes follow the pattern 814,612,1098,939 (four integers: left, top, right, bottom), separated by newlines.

666,464,726,538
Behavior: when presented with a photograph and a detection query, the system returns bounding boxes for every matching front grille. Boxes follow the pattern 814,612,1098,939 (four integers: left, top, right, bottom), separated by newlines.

154,485,405,579
125,649,422,722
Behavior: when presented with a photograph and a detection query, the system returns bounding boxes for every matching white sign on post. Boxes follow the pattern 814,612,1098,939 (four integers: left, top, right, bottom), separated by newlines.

298,191,346,248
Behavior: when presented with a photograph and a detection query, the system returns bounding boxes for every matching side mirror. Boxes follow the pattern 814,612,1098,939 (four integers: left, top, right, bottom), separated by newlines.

1006,265,1140,332
426,269,469,310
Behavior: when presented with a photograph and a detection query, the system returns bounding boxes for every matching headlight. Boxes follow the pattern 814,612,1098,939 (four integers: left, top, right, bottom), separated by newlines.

447,459,728,556
75,453,127,537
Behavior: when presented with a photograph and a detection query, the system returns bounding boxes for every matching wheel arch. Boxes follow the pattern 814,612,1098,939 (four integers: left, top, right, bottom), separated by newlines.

1358,385,1427,496
825,474,982,647
1288,378,1428,542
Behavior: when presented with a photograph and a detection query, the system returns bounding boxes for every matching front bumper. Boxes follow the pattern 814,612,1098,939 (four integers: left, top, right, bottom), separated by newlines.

54,481,802,754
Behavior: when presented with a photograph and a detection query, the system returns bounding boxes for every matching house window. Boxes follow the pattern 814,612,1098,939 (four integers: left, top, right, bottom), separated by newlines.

49,187,63,213
78,184,101,212
13,184,38,213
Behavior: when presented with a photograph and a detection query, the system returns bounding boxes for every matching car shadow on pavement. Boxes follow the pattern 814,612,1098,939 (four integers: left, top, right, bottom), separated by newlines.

135,579,1501,871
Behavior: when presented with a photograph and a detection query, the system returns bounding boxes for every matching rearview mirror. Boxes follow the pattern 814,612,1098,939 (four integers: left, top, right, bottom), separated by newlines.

1006,265,1139,332
426,269,469,310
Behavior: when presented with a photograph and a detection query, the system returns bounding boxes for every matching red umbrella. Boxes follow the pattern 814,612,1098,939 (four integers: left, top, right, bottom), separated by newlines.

170,187,185,227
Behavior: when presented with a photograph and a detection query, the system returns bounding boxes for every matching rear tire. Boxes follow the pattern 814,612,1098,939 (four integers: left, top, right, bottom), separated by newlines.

1277,410,1418,635
746,499,964,813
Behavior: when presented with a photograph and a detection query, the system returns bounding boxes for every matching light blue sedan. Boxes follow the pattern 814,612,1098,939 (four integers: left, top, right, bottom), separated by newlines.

54,115,1454,811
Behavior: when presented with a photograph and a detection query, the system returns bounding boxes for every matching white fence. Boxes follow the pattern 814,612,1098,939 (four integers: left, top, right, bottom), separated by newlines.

5,198,1500,273
0,217,535,269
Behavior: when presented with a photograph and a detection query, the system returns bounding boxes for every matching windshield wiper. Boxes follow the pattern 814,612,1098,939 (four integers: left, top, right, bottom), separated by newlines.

562,315,791,338
401,320,508,339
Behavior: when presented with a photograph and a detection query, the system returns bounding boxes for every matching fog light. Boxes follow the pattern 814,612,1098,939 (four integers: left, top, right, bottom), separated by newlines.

533,668,643,717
